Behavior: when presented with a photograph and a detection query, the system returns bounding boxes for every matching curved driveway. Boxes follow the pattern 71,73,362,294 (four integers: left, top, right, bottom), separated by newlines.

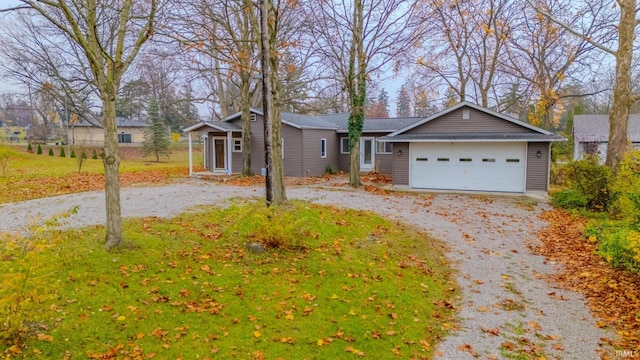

0,179,611,359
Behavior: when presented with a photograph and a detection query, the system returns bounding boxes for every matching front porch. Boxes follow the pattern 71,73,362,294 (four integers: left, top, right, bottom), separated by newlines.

183,121,243,177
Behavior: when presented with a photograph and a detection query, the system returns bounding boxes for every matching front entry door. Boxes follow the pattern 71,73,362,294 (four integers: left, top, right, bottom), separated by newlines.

360,137,375,171
214,139,226,170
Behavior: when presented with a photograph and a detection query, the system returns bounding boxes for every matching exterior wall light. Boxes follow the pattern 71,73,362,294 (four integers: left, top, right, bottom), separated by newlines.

536,150,542,158
398,149,403,156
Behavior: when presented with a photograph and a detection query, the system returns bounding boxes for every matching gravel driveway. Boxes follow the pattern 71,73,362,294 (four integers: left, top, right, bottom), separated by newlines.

0,179,612,359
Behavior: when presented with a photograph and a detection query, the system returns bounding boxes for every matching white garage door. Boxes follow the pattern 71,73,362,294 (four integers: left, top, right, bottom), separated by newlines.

410,142,526,192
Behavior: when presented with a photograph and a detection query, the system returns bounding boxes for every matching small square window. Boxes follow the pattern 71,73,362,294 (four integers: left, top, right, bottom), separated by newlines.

376,141,392,154
341,137,349,154
250,113,257,122
462,109,470,120
321,138,327,158
233,139,242,152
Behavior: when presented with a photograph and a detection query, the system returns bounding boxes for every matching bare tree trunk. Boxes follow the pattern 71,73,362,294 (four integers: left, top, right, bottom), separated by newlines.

240,74,253,175
102,87,123,250
267,0,286,203
605,0,634,170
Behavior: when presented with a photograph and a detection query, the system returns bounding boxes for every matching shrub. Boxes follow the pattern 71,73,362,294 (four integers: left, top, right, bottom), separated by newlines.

81,150,87,159
92,149,98,159
27,143,32,153
48,148,54,156
59,147,66,157
597,228,640,275
36,144,42,155
325,164,338,175
560,155,612,212
609,150,640,223
551,189,587,210
70,149,76,158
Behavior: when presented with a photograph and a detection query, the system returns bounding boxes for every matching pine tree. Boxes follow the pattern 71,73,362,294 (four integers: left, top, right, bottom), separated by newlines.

92,149,98,159
27,143,33,153
48,148,54,156
396,85,412,117
37,144,42,154
70,149,76,158
377,89,390,117
60,147,66,157
143,99,171,162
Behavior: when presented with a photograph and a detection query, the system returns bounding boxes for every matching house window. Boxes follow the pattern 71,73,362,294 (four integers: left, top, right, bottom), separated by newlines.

340,137,349,154
321,138,327,158
250,113,257,122
376,141,392,154
506,158,520,163
233,139,242,152
462,109,470,120
118,133,131,143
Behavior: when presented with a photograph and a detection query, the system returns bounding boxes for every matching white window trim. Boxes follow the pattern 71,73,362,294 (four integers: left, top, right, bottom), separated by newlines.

250,113,257,122
340,137,349,154
376,140,392,154
321,138,327,158
281,138,285,159
232,139,242,152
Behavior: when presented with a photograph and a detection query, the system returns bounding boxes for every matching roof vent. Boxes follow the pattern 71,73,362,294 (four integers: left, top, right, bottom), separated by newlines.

462,109,470,120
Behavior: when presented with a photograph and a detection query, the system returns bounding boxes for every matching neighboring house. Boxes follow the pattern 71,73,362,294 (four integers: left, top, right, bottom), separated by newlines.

184,102,563,193
573,114,640,162
68,117,148,146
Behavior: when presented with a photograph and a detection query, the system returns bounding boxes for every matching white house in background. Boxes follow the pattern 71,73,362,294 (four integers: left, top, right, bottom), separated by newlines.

68,117,148,146
573,114,640,162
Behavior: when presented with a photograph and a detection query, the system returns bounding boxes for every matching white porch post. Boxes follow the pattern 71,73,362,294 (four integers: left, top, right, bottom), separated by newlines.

226,131,232,175
188,132,193,176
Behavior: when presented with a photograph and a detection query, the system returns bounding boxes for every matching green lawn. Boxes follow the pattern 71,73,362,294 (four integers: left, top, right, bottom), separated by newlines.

0,144,203,204
0,201,456,359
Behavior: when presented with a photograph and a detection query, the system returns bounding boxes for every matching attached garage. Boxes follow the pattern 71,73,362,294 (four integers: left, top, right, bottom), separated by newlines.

410,142,526,192
382,102,565,194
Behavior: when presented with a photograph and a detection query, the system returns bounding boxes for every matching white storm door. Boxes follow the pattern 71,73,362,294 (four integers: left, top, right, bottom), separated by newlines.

360,137,375,171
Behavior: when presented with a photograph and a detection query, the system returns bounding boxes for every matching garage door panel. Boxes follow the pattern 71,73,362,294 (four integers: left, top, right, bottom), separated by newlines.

410,142,525,192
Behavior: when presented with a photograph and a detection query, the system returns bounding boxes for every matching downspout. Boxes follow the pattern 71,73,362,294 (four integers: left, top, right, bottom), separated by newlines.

188,132,193,176
227,131,233,175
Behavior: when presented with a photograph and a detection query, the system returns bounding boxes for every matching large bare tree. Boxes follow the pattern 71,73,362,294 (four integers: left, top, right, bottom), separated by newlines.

7,0,162,250
310,0,422,187
526,0,633,169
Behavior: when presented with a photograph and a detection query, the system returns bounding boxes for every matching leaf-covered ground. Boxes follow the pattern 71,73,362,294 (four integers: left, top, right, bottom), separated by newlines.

0,201,457,359
535,209,640,356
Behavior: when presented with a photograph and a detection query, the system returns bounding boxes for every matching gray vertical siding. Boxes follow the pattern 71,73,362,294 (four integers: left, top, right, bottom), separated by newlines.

301,129,339,176
526,142,550,192
283,125,303,177
392,143,409,186
406,107,531,134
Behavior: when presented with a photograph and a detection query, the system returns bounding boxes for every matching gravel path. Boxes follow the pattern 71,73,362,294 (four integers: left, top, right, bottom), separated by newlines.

0,179,612,359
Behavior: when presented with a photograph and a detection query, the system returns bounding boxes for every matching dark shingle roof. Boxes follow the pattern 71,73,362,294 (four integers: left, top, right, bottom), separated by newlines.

574,114,640,142
319,114,424,133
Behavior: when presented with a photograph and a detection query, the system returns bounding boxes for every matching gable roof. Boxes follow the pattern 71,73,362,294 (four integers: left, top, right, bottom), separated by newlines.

182,120,242,133
388,101,557,137
574,114,640,142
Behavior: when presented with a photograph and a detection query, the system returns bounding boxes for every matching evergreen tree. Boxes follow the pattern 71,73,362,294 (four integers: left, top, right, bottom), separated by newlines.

48,148,54,156
37,144,42,154
60,147,66,157
396,85,412,117
143,99,171,162
377,89,390,117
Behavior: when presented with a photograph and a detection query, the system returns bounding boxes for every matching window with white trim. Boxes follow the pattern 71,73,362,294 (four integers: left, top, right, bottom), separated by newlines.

250,113,257,122
376,141,392,154
340,137,349,154
232,139,242,152
321,138,327,158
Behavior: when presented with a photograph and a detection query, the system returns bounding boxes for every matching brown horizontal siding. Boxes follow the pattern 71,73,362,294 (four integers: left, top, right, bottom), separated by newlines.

526,142,550,192
406,107,531,134
393,143,410,186
376,154,393,174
